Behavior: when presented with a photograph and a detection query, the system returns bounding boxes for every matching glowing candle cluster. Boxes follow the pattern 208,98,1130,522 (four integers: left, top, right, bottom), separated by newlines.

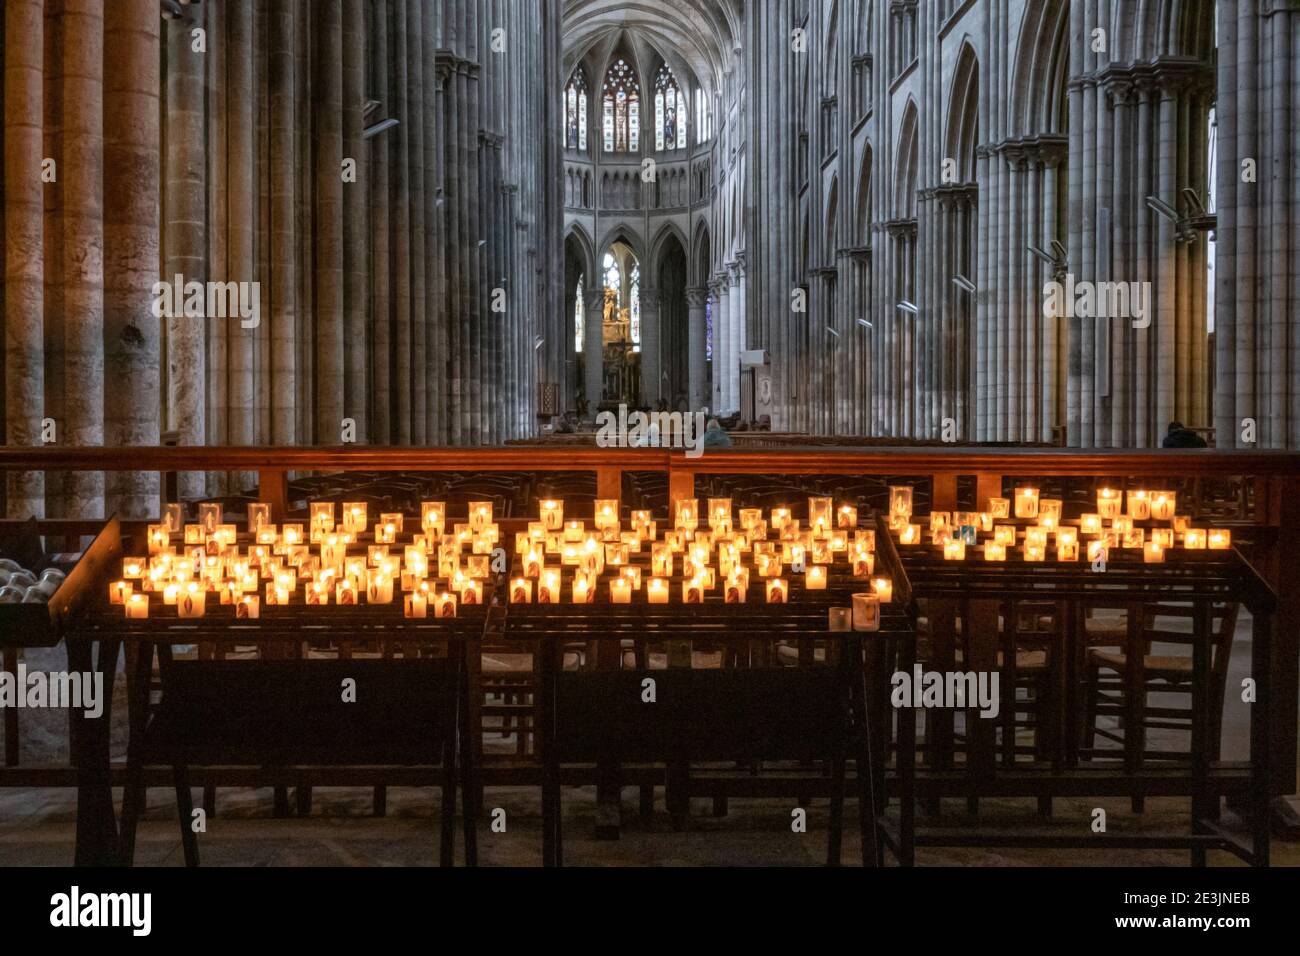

885,482,1235,566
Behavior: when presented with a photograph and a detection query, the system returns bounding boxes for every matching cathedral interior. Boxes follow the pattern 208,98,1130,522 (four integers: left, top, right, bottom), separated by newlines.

1,0,1300,880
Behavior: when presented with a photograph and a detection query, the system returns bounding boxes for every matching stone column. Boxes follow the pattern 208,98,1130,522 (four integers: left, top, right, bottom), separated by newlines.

268,0,297,446
103,0,160,518
640,286,661,408
583,287,605,417
714,275,730,416
3,0,45,518
729,258,746,415
686,286,709,412
165,9,206,496
62,0,105,519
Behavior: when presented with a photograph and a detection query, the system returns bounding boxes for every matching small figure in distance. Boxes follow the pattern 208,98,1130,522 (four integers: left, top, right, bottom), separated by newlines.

703,418,732,448
1162,421,1207,448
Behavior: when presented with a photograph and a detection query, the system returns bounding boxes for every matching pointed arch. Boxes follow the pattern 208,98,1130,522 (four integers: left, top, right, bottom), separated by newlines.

855,144,873,245
894,100,919,219
944,42,979,184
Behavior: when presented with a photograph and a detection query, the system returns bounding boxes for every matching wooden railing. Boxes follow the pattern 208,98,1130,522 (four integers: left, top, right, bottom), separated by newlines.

2,443,1299,791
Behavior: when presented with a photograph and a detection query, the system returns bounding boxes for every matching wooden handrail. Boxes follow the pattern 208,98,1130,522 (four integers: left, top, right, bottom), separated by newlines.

1,444,1298,477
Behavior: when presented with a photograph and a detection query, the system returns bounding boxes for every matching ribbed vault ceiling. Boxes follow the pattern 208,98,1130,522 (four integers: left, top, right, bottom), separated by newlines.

562,0,742,98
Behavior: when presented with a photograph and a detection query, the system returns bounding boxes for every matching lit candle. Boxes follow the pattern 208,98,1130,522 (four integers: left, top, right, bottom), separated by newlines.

109,580,132,604
511,578,533,604
1208,529,1232,550
178,582,206,618
336,581,358,606
1150,491,1177,521
343,503,367,534
1184,528,1207,549
539,499,564,531
147,524,170,555
237,595,260,619
523,548,543,578
1123,527,1146,550
162,583,180,606
538,571,560,604
422,502,446,536
403,592,428,619
306,582,327,606
988,497,1011,519
766,578,788,604
468,502,493,531
460,578,483,606
1087,539,1109,563
648,578,670,604
943,539,966,561
123,557,146,580
806,565,828,589
837,505,858,529
899,524,921,546
853,552,875,577
651,544,673,577
1127,490,1151,521
1144,541,1166,564
889,486,913,517
198,502,222,534
683,577,705,604
1056,528,1079,562
1025,527,1049,550
1024,544,1046,562
1151,528,1174,549
1097,488,1123,519
610,578,632,604
595,499,620,529
828,607,853,632
1080,513,1102,535
674,499,699,532
725,574,747,603
367,575,394,604
1014,487,1040,519
852,592,881,631
563,521,585,543
624,567,642,589
872,577,893,603
771,507,792,530
984,542,1007,562
125,593,149,619
434,592,458,619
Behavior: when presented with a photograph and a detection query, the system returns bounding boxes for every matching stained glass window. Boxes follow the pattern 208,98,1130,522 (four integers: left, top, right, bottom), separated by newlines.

574,278,584,353
602,59,640,153
630,265,641,352
565,69,588,151
655,65,687,151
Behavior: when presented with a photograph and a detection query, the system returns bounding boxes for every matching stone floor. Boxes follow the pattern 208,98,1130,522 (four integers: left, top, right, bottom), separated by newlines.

2,613,1298,867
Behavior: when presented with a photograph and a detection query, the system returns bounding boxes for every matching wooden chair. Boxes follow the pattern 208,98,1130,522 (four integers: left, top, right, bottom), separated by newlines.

1082,602,1240,769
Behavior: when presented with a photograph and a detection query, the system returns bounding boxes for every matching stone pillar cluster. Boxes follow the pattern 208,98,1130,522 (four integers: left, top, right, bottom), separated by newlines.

0,0,559,518
1214,0,1300,449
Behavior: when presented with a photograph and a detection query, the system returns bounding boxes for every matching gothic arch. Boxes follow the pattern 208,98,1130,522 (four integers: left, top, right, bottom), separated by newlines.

944,42,979,184
564,222,597,281
1010,0,1070,137
693,219,712,286
894,100,919,219
825,175,840,262
650,221,690,269
856,144,873,244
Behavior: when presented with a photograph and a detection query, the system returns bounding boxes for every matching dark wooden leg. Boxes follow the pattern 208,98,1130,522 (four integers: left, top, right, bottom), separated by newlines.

666,761,689,831
295,785,313,817
440,738,457,867
539,641,561,867
174,764,200,868
827,754,846,867
1250,614,1272,867
1124,603,1145,814
273,787,292,817
1190,601,1210,867
71,638,122,867
119,642,155,865
851,639,880,867
639,783,654,819
203,785,216,818
373,787,387,817
458,644,478,867
2,647,18,767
